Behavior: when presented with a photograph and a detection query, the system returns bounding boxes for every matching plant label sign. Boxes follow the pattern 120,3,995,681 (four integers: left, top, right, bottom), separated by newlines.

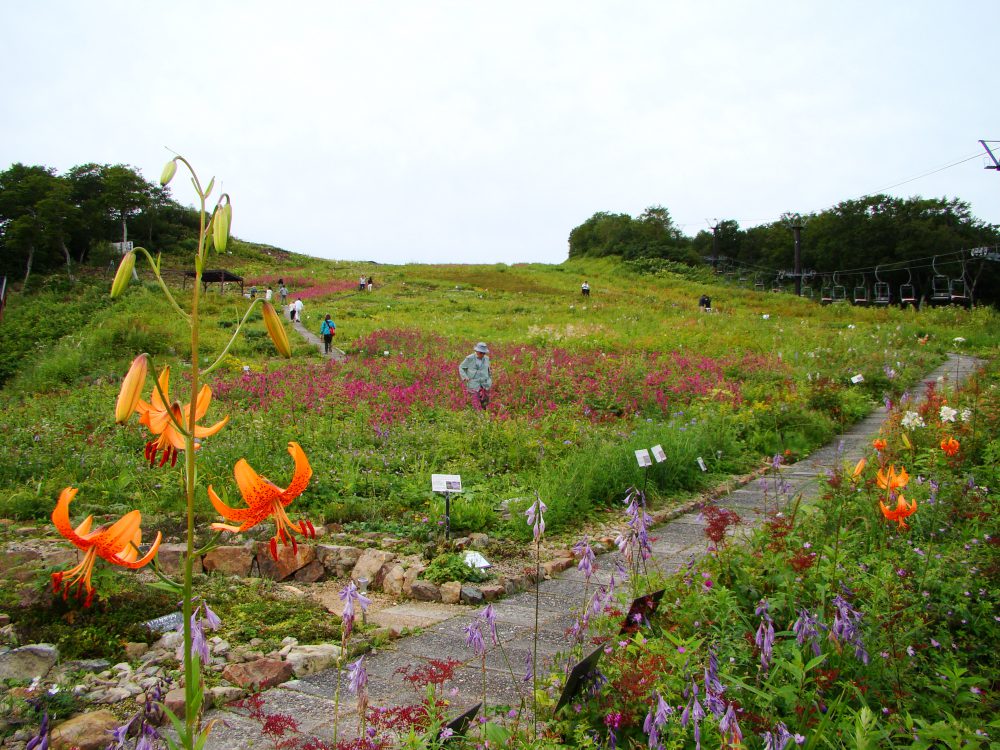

143,611,183,633
635,449,652,467
697,456,708,472
651,444,667,463
850,373,864,384
431,474,463,493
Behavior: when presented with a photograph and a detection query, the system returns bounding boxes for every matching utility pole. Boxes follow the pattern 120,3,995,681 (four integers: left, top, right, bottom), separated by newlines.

706,219,719,271
789,215,804,296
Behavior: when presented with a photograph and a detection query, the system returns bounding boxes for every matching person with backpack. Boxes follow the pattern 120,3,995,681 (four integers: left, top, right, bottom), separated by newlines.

320,314,336,354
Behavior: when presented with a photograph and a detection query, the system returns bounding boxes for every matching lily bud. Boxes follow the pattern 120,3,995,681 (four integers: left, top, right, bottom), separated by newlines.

851,457,866,479
110,251,136,298
160,159,178,186
262,302,292,358
213,203,230,252
115,354,149,424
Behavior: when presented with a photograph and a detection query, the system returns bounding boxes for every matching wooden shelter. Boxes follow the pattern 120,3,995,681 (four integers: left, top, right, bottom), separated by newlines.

183,270,244,295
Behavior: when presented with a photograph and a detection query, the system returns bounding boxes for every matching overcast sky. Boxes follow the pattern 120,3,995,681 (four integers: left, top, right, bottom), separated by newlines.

2,2,997,264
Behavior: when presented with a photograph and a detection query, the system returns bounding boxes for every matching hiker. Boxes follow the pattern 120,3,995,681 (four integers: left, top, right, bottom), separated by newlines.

367,276,374,292
264,287,273,302
249,285,258,299
293,298,304,323
320,314,336,354
581,281,590,297
459,342,493,410
279,284,288,306
698,294,712,312
359,275,367,292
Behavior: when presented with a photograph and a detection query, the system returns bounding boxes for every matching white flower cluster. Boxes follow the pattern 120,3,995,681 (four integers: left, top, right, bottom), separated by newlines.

901,411,925,429
940,405,958,423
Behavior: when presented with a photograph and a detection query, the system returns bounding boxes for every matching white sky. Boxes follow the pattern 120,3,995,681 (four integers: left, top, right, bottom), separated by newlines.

2,1,997,264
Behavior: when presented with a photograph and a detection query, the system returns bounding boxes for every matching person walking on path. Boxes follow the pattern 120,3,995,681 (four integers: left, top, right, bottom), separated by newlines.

581,281,590,297
320,314,336,354
459,342,493,409
279,284,288,306
265,287,273,302
293,298,304,323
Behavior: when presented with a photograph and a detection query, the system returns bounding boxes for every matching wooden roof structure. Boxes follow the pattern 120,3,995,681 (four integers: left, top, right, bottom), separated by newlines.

182,270,244,294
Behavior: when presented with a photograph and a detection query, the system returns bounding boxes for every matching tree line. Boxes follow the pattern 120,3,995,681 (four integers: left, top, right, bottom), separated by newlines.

0,162,200,286
568,196,1000,305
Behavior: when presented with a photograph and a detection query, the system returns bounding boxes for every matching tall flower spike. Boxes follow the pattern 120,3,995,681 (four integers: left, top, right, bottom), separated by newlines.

209,442,314,559
51,488,162,607
525,494,547,543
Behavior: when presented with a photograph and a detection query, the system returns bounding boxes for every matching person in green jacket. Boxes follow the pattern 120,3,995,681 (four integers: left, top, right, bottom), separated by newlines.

459,342,492,409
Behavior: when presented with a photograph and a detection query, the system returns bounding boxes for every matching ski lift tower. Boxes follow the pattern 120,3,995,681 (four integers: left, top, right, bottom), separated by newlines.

786,213,805,295
980,140,1000,171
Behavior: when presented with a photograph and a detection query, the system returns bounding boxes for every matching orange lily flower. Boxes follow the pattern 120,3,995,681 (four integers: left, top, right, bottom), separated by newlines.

940,437,960,457
208,441,315,559
880,494,918,529
851,457,867,479
51,488,162,607
876,464,909,493
134,367,229,467
872,438,886,452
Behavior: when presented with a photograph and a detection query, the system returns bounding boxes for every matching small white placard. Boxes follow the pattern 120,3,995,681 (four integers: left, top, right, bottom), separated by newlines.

697,456,708,472
635,449,652,467
431,474,463,493
850,374,864,384
651,444,667,463
464,551,491,569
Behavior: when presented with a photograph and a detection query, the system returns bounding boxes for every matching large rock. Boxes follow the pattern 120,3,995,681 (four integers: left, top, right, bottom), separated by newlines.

460,586,484,605
50,710,119,750
285,644,342,677
202,545,254,576
155,543,204,576
409,580,442,602
382,564,406,596
351,549,397,589
402,564,427,597
316,545,363,577
480,584,506,602
293,560,326,583
0,644,58,681
222,657,293,690
254,542,317,581
440,581,462,604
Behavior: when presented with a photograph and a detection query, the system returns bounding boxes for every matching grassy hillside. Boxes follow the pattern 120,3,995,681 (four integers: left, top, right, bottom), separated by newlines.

0,249,996,545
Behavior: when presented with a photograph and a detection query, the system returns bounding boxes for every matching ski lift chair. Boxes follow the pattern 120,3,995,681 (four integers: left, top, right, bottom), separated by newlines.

771,274,784,293
753,275,765,293
929,256,951,305
820,275,834,305
873,265,891,306
852,274,870,306
832,272,847,302
950,259,970,307
899,268,917,308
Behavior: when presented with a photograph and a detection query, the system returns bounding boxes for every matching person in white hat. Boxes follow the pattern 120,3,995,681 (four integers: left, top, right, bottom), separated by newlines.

459,342,493,409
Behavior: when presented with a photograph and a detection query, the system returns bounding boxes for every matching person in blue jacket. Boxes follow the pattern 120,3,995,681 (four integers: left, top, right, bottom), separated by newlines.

320,314,336,354
459,342,492,409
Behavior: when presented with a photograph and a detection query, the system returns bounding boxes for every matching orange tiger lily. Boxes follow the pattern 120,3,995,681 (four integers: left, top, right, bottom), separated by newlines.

876,464,909,493
872,438,886,452
134,367,229,467
880,494,918,529
51,488,162,607
940,437,960,457
208,442,315,559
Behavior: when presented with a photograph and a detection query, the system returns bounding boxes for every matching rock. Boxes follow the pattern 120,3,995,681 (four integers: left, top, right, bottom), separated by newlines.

61,658,111,674
124,642,149,661
211,639,231,656
293,560,325,583
164,687,187,716
440,581,462,604
0,644,58,681
468,533,489,549
50,709,119,750
460,586,484,605
316,545,363,577
0,614,9,627
285,644,342,677
280,585,306,597
402,564,426,597
152,631,183,653
228,646,265,664
382,564,406,596
202,545,254,576
351,549,397,589
452,536,471,550
155,543,203,576
480,584,506,602
543,558,574,576
254,542,317,581
208,685,246,707
87,686,132,703
409,580,441,602
222,658,293,690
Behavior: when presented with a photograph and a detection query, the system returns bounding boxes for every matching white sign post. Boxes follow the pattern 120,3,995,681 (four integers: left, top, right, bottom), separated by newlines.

651,444,667,463
431,474,462,539
634,449,652,467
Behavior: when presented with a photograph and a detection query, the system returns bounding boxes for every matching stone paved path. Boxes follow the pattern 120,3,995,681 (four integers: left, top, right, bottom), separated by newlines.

202,353,983,747
288,306,347,362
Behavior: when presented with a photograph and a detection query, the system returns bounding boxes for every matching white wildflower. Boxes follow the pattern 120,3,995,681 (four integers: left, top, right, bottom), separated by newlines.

960,408,972,422
940,406,958,423
901,411,925,430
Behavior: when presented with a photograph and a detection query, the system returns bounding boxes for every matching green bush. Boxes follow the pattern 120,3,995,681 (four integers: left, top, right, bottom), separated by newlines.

421,552,489,584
